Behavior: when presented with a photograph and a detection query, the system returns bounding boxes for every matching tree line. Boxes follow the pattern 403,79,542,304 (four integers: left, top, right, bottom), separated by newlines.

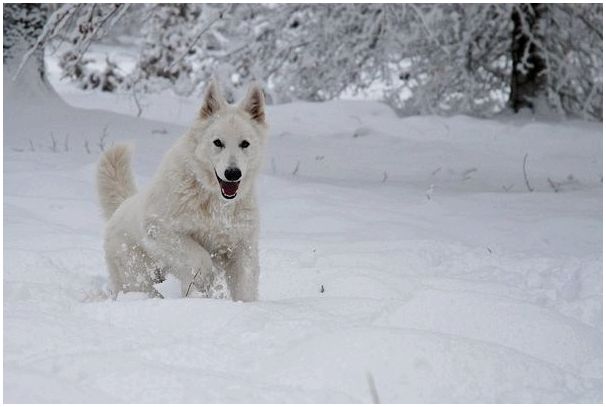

4,3,602,120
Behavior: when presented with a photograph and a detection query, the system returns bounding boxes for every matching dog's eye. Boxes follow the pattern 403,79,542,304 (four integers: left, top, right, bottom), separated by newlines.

239,140,250,149
213,139,224,148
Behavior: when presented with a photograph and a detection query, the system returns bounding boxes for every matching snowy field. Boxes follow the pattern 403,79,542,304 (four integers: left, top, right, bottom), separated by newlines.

3,60,603,402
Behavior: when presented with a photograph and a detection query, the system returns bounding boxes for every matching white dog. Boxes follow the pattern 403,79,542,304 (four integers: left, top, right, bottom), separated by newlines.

97,81,268,301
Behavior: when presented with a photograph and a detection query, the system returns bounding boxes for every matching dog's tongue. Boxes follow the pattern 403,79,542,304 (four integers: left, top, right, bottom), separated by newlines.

221,180,239,197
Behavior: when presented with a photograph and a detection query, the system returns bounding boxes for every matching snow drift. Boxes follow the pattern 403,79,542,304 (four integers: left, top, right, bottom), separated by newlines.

3,69,602,402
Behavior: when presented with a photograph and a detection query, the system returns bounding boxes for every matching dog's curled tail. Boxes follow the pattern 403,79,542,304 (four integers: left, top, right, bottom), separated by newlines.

97,144,137,220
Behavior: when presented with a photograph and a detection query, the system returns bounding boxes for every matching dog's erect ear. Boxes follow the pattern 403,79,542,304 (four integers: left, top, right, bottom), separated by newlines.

200,80,226,120
239,83,266,125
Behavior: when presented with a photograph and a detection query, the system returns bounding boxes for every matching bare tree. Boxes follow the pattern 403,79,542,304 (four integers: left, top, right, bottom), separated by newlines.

11,3,602,120
4,3,49,78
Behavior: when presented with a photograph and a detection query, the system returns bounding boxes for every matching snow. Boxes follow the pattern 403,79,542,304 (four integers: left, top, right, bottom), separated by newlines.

3,65,603,402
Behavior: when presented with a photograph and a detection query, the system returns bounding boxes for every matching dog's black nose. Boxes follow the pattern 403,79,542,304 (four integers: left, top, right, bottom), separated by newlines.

224,167,242,181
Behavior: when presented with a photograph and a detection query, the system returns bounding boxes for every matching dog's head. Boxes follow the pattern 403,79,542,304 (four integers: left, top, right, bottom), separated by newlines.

191,80,268,201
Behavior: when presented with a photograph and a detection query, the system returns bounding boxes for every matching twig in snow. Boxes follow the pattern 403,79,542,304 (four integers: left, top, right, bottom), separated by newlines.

366,372,381,404
185,270,200,297
382,171,388,183
547,177,560,192
502,184,513,192
98,125,109,152
28,139,35,152
462,167,477,181
547,174,578,192
292,160,300,176
320,285,325,293
84,140,91,154
271,158,277,175
431,167,442,176
63,134,70,152
523,153,534,192
50,132,57,152
132,85,143,118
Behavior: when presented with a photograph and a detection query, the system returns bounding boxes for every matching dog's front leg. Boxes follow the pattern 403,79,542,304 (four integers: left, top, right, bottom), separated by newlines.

226,241,260,302
142,219,212,296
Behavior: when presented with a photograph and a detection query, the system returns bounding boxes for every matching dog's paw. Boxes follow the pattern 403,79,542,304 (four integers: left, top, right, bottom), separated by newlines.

205,266,230,300
183,266,230,299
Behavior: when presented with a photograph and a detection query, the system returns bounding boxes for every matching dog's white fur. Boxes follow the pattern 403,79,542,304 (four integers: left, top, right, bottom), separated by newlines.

97,81,268,301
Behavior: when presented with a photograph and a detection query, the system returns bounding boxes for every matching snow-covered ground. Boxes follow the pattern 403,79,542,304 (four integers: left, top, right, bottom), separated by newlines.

3,62,603,402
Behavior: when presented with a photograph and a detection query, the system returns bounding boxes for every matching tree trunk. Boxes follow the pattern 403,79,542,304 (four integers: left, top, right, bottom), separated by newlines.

508,4,547,113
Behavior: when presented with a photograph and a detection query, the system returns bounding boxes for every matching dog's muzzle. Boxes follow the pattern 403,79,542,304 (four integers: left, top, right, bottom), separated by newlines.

215,171,240,199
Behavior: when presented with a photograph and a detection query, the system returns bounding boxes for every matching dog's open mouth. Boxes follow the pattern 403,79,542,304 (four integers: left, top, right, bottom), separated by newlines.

215,171,239,199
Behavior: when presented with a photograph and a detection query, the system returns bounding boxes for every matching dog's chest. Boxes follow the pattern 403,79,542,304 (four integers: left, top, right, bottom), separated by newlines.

190,201,254,256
